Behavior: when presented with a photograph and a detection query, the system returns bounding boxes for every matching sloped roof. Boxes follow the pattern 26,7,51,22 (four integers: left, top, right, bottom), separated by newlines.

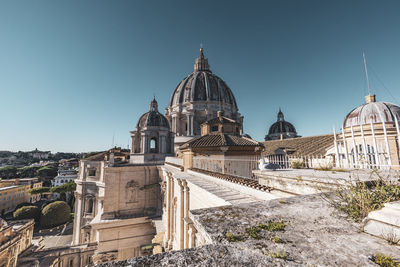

262,134,334,156
180,133,262,149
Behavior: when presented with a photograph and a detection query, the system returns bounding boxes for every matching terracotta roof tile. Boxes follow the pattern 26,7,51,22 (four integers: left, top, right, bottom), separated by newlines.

181,134,263,149
262,134,335,156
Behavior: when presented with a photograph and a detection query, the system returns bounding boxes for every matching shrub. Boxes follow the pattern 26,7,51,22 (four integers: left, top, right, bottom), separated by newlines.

322,173,400,222
372,253,399,267
291,160,305,169
271,236,283,243
259,221,286,232
225,232,241,242
246,226,262,239
40,201,71,228
268,250,289,260
13,206,40,222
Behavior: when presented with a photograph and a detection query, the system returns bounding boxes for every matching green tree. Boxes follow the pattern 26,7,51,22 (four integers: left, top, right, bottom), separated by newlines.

13,206,40,222
40,201,71,228
50,181,76,207
17,166,41,178
29,187,50,194
0,165,18,179
36,166,58,179
29,187,51,199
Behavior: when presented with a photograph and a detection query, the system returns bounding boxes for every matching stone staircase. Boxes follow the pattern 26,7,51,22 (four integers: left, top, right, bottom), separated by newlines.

363,201,400,243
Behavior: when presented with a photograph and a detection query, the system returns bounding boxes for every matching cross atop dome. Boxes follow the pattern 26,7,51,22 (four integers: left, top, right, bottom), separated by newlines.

194,47,210,72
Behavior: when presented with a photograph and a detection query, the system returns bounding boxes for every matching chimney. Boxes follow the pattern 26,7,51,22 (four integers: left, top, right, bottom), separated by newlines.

365,94,376,103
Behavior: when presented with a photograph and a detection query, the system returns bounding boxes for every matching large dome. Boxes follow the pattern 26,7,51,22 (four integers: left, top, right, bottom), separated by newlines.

137,98,170,129
343,95,400,128
169,49,238,110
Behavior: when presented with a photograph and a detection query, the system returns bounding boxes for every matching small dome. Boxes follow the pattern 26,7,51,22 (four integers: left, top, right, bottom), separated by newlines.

268,121,297,135
268,109,297,135
137,98,170,129
343,95,400,128
169,49,238,110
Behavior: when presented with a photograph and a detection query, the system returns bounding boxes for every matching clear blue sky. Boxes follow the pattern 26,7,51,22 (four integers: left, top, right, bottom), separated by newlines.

1,0,400,153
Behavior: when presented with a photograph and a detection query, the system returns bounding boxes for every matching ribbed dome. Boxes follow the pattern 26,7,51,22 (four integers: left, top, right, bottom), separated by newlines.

137,98,170,129
268,121,297,135
343,95,400,128
169,49,238,110
268,109,297,135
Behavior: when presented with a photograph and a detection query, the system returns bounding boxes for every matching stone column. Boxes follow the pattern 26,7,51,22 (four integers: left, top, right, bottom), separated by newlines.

168,173,174,250
186,114,190,136
189,224,197,249
190,115,194,136
72,192,83,245
161,135,166,154
131,134,136,154
141,134,146,153
165,172,172,248
177,179,185,250
183,180,190,249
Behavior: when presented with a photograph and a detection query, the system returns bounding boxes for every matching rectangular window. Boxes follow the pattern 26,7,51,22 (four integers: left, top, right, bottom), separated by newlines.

88,168,96,176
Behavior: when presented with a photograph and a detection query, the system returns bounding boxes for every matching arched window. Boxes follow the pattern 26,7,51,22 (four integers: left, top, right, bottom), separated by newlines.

150,138,158,153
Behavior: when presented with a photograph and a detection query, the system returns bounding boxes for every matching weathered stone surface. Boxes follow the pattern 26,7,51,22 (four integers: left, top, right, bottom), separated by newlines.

97,244,275,267
97,195,400,266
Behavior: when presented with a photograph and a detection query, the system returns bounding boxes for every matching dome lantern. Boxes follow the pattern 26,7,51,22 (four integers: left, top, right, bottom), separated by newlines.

194,48,210,72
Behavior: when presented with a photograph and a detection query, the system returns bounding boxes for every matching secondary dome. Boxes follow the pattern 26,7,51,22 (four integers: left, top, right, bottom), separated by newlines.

265,109,299,141
343,94,400,128
169,48,238,109
137,98,170,129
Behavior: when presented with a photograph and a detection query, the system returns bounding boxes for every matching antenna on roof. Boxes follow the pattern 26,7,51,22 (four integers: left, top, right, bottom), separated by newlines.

363,52,372,95
112,132,115,149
